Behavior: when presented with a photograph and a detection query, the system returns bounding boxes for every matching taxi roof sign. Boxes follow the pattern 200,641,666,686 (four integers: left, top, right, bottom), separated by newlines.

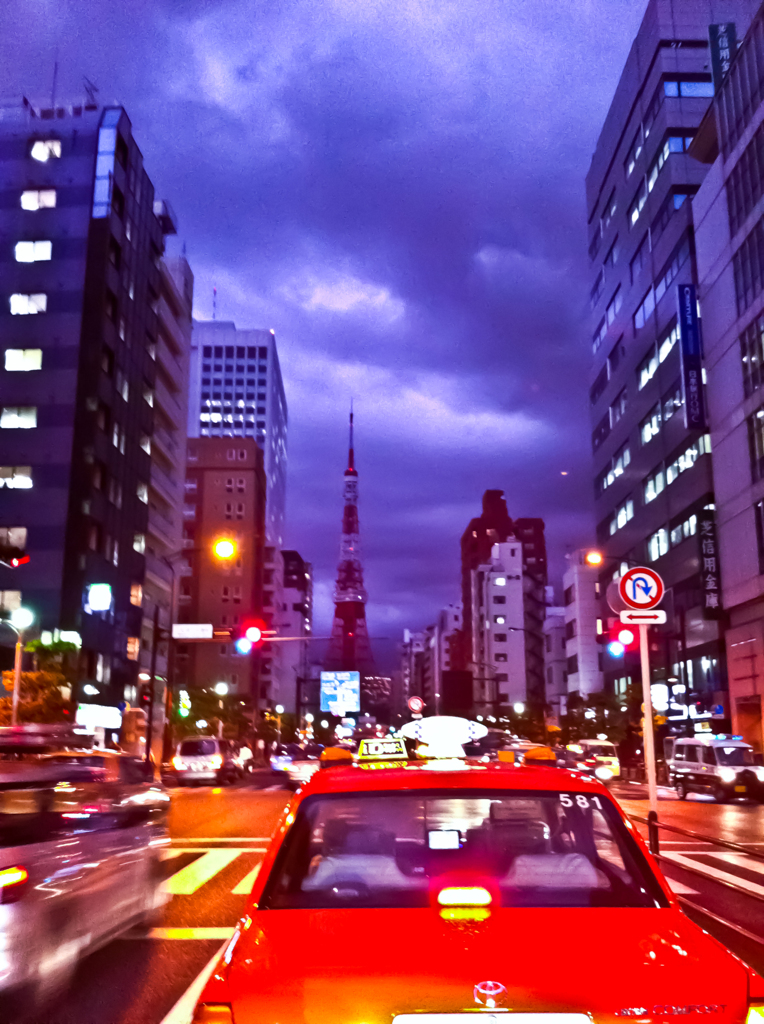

358,737,407,760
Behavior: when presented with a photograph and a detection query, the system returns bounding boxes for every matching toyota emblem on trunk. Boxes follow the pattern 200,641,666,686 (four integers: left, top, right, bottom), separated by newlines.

474,981,507,1008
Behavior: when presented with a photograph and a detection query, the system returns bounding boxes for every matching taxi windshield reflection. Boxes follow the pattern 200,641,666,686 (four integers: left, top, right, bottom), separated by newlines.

261,790,667,911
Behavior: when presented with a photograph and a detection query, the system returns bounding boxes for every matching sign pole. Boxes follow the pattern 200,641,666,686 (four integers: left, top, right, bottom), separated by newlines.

639,623,658,816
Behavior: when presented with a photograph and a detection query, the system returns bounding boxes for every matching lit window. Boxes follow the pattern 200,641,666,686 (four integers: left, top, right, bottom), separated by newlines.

640,403,661,445
648,527,669,562
133,533,146,554
0,590,22,612
10,294,47,315
14,241,52,263
137,482,148,503
20,190,56,211
30,139,61,162
4,349,42,371
0,407,36,429
126,637,140,661
643,465,665,504
0,467,32,489
130,583,143,607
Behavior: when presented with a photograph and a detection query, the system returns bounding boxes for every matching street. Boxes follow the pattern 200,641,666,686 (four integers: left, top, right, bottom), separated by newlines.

36,777,291,1024
29,775,764,1023
611,780,764,976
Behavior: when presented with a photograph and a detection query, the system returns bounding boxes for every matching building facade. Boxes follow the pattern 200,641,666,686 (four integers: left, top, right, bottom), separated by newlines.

0,96,179,706
271,549,313,715
586,0,755,723
138,254,193,714
692,1,764,750
459,490,547,711
543,606,567,725
562,551,605,700
177,438,265,702
469,540,527,714
188,320,287,549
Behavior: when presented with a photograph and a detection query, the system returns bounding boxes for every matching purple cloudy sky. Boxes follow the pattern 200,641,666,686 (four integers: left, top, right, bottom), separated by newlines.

3,0,646,669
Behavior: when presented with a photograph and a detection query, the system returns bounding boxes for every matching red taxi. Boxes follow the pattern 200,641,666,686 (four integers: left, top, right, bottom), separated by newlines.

192,759,764,1024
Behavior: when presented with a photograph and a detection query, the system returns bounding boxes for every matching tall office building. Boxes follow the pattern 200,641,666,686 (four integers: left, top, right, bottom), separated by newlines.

561,551,604,701
188,321,287,548
178,438,265,700
692,3,764,749
586,0,755,720
458,490,547,711
0,96,179,705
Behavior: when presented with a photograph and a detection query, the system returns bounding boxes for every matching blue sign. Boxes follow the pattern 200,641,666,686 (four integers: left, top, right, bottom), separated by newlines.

676,284,707,431
320,671,361,715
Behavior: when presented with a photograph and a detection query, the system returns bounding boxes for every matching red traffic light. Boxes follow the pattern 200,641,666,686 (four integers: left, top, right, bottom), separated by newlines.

234,619,267,654
604,623,639,658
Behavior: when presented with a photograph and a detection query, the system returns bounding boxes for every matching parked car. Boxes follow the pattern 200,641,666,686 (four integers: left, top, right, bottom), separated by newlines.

0,758,169,1021
666,734,764,802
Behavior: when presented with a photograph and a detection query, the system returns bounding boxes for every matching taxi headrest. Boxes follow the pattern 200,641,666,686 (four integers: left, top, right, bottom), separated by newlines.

523,745,557,763
319,746,355,767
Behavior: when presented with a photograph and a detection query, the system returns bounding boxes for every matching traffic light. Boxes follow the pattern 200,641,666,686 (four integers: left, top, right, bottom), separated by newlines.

604,625,639,658
0,532,29,567
234,619,267,655
213,537,237,561
178,689,191,718
138,684,151,711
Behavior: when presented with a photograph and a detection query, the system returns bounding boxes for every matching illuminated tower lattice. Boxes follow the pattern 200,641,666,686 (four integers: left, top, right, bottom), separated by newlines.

324,410,375,675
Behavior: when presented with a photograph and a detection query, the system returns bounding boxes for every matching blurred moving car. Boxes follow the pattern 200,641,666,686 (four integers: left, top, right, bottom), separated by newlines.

567,739,620,780
0,757,169,1021
170,736,241,785
270,743,308,775
666,734,764,803
192,755,764,1023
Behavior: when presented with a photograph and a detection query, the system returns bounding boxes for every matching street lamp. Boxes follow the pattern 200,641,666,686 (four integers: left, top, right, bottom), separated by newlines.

8,607,34,726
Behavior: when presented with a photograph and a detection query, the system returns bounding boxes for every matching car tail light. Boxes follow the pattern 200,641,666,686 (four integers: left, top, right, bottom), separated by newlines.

0,865,29,904
210,755,223,769
173,756,187,770
192,1004,233,1023
747,1006,764,1024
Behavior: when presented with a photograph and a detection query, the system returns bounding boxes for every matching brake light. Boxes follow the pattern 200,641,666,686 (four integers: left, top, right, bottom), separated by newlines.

0,865,28,904
210,755,223,769
191,1004,234,1023
173,757,187,770
747,1007,764,1024
437,886,492,907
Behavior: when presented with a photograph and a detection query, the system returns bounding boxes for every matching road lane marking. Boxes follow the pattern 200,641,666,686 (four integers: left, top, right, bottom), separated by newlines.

709,851,764,877
171,836,271,843
159,939,228,1024
161,849,186,861
662,851,764,897
151,927,235,940
666,878,699,894
166,847,267,855
232,863,261,894
164,850,241,894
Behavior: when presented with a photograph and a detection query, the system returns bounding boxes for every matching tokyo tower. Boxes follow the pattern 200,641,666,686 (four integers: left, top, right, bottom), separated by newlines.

324,409,375,675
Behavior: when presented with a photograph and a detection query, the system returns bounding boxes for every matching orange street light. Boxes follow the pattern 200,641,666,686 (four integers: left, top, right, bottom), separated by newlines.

585,550,604,567
213,538,237,560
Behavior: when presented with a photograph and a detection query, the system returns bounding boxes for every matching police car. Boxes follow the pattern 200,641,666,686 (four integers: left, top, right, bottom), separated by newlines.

191,720,764,1024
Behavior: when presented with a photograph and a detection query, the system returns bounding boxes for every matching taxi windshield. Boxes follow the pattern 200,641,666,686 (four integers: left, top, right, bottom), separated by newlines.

261,789,667,910
584,744,616,756
715,746,754,766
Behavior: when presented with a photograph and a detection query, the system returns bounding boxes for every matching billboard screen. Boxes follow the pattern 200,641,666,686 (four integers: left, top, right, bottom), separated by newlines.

320,671,361,715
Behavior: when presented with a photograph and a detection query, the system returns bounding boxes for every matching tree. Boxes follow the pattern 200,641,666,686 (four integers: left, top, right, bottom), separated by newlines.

0,670,76,726
171,688,251,741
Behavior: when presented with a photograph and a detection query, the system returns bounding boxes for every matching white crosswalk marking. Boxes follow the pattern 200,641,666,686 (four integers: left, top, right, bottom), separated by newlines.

164,850,241,894
710,851,764,877
663,851,764,897
232,863,261,895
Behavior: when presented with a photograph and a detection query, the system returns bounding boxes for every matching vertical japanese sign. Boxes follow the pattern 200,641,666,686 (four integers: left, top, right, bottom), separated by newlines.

676,284,708,431
698,511,723,619
709,23,738,92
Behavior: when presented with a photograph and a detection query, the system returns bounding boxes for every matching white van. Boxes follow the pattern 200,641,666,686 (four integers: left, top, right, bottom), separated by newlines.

567,739,620,779
666,735,764,802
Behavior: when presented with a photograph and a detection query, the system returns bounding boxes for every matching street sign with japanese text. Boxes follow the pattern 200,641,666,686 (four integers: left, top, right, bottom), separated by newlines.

698,510,723,618
676,284,708,431
171,623,213,640
618,567,665,610
709,23,738,91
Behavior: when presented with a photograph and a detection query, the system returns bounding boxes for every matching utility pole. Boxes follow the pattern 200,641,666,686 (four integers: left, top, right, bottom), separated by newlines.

144,602,160,769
